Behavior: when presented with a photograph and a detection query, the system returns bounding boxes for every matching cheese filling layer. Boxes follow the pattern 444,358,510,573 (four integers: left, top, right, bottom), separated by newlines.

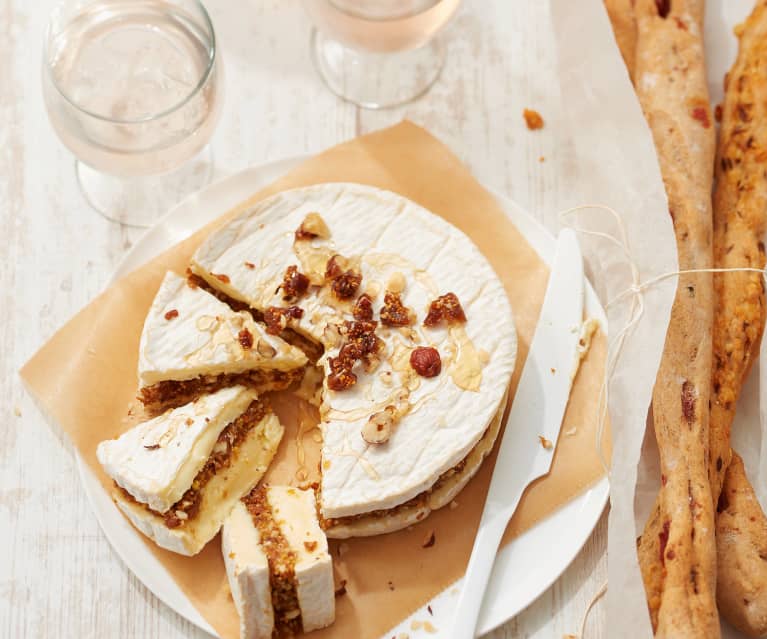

97,386,258,514
123,398,268,528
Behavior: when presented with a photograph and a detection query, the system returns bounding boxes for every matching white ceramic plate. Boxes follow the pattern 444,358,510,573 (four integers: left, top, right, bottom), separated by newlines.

76,157,609,638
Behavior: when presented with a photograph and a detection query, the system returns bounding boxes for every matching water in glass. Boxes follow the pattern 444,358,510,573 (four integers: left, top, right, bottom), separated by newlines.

44,0,220,178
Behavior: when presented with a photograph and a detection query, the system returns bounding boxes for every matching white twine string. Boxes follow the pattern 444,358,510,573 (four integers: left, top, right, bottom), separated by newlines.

557,204,767,477
576,579,608,638
556,204,767,632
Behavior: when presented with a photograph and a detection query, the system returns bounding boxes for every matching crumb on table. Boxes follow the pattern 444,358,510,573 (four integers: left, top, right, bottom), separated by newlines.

523,108,545,130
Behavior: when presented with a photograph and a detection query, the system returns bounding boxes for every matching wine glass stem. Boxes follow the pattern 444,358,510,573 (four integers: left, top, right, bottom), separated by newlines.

74,146,215,228
310,27,447,109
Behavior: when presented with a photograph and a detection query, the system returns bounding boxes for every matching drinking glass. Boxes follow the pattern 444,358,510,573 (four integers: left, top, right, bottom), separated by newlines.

42,0,222,227
304,0,461,109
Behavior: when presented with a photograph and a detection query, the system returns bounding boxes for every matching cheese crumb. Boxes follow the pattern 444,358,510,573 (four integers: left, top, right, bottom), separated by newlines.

423,621,438,633
564,426,578,437
410,620,422,631
570,318,600,382
539,435,553,450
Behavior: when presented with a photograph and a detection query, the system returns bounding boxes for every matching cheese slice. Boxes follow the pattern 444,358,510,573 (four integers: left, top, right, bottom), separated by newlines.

138,271,307,387
223,487,335,638
97,386,256,513
97,387,285,556
191,183,517,525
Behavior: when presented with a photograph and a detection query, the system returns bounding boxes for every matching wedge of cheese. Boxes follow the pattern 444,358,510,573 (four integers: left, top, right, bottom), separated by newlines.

97,386,284,555
223,486,335,638
191,183,517,535
138,272,307,411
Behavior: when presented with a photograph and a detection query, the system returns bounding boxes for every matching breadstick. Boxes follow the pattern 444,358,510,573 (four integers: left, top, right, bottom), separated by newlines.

711,4,767,635
603,0,637,81
632,1,719,637
638,2,767,635
709,0,767,517
717,453,767,637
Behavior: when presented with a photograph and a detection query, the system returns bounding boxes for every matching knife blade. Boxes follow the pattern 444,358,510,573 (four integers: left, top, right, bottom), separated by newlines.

450,228,585,639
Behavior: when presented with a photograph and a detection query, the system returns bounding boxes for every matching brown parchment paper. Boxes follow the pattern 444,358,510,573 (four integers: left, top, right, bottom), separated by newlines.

21,121,609,639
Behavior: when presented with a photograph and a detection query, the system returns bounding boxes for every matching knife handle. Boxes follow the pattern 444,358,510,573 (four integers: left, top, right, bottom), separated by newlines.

450,513,511,639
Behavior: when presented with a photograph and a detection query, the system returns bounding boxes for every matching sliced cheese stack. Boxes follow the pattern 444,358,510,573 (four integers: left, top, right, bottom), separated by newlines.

223,486,335,639
97,386,284,556
138,272,308,412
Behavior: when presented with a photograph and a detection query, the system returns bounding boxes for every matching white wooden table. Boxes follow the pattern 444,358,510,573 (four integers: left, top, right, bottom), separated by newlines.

1,1,607,637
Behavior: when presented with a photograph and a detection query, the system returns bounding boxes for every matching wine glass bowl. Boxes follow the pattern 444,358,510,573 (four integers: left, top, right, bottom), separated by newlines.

305,0,461,109
42,0,222,226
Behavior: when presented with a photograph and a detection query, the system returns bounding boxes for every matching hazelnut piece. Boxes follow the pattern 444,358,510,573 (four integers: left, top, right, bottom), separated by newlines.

295,212,330,240
361,406,397,444
410,347,442,377
256,339,277,358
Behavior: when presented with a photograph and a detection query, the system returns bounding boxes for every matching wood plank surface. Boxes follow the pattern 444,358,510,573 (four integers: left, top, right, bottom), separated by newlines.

0,1,607,637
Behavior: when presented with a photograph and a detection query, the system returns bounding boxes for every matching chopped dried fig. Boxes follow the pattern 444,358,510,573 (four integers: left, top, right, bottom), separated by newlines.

380,291,412,326
332,270,362,300
327,368,357,391
325,254,350,280
353,293,374,321
264,305,304,335
281,265,310,301
238,328,254,350
424,292,466,327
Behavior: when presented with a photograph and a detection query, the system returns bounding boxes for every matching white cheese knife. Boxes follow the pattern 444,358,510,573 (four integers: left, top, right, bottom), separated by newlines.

449,228,585,639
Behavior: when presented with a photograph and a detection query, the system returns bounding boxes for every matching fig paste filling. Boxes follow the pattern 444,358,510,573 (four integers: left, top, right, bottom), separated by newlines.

244,487,303,636
119,399,268,529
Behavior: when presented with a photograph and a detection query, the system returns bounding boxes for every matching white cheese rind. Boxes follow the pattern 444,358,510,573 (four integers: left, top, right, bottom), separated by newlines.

97,386,257,513
138,271,307,387
112,413,284,556
191,183,517,520
222,487,335,637
266,487,335,632
222,502,274,639
326,391,506,538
